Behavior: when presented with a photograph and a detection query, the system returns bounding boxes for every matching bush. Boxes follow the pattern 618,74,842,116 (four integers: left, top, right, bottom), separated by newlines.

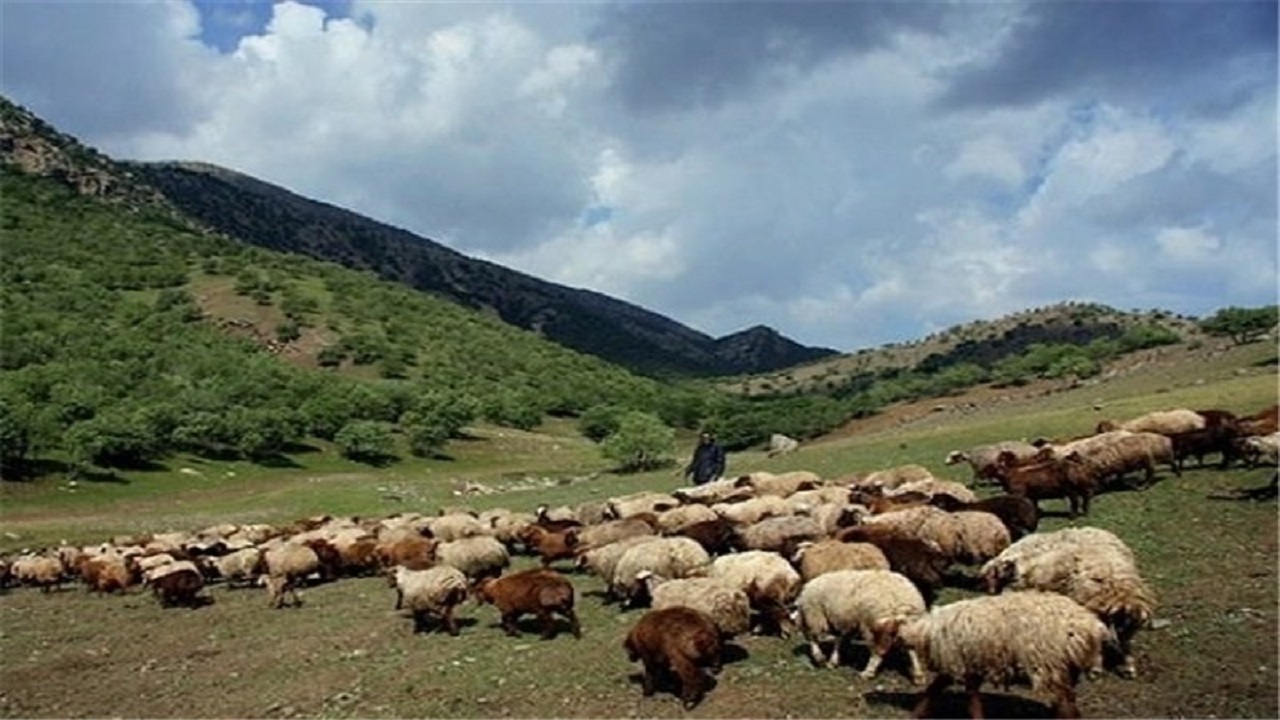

578,404,625,443
334,420,397,464
601,411,674,472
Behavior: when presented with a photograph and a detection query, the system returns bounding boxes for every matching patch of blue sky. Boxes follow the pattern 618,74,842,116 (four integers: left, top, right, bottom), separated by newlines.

581,205,613,228
191,0,354,53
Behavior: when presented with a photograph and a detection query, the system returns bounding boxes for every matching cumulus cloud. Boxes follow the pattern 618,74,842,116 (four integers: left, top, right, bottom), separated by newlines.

0,0,1274,352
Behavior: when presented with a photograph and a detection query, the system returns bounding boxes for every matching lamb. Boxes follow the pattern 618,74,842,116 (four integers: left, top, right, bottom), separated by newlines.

733,515,825,557
1096,407,1205,436
707,550,802,635
433,536,510,580
623,606,723,710
792,540,890,581
516,525,578,567
639,573,752,637
611,537,712,607
793,569,928,682
473,568,580,640
145,560,206,608
927,494,1039,540
899,590,1108,719
946,441,1042,484
733,470,822,497
981,529,1155,678
392,565,469,635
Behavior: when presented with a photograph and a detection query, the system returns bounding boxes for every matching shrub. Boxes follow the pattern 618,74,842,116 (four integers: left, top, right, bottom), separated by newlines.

601,411,674,472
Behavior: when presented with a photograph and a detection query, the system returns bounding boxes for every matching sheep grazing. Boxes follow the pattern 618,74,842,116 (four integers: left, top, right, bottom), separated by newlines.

793,569,927,682
982,527,1155,679
426,513,488,543
1096,407,1205,435
78,555,138,594
571,516,656,550
392,565,470,635
1168,424,1240,470
852,464,935,490
711,495,793,526
606,491,680,520
433,536,510,580
375,533,437,571
792,540,890,581
733,515,825,557
533,504,582,533
899,591,1108,719
946,441,1042,484
11,555,64,592
1237,404,1279,437
207,547,263,588
640,573,752,637
1058,430,1179,490
1237,431,1280,467
611,537,712,607
991,449,1094,518
145,560,206,608
623,606,724,710
574,535,663,597
707,550,802,635
733,470,821,497
654,504,720,534
473,568,580,640
831,525,951,606
517,525,579,568
672,478,756,506
668,517,738,556
890,479,978,505
928,494,1039,541
262,543,321,609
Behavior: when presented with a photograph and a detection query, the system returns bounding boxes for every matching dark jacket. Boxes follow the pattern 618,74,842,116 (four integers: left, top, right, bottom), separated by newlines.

685,439,726,485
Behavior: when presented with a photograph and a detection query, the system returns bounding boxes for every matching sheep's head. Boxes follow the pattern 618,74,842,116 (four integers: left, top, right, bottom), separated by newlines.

981,560,1016,594
472,577,496,605
944,450,966,465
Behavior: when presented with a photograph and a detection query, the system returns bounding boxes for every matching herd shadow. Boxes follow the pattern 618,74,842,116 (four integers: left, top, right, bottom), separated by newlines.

865,688,1057,719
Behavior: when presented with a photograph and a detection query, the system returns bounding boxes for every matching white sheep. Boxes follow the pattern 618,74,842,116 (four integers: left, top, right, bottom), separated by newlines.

865,505,964,561
654,504,720,534
734,514,825,556
392,565,469,635
1239,431,1280,466
852,464,935,490
734,470,821,497
606,491,680,520
785,485,857,513
611,537,712,606
571,516,656,550
708,550,802,635
1097,407,1205,435
639,573,752,637
262,543,320,608
712,495,793,526
795,502,867,536
946,441,1042,484
672,478,756,506
949,510,1012,565
793,569,927,681
209,547,263,588
792,540,890,581
1052,430,1177,489
889,478,978,505
899,591,1108,719
433,535,510,580
427,513,488,542
574,535,663,592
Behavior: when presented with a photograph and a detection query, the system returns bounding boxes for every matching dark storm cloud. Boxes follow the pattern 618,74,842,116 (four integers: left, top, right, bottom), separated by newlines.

940,1,1278,112
595,0,951,113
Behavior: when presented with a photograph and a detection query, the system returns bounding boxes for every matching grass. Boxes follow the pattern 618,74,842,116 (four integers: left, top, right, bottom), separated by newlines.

0,344,1276,718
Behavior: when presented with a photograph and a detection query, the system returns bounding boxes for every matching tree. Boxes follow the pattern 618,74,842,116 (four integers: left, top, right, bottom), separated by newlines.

601,411,674,472
0,399,32,478
334,420,397,464
1199,306,1279,345
578,404,625,443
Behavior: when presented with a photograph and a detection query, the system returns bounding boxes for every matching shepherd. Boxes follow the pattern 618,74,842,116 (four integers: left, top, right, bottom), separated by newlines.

683,430,726,486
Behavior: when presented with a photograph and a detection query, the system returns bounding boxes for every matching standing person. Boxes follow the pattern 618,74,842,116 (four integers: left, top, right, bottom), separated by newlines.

683,430,726,486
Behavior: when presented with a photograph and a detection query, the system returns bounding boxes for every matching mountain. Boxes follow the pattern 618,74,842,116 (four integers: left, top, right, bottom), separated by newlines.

125,160,836,378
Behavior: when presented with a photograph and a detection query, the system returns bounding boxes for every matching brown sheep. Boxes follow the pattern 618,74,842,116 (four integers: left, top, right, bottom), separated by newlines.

146,561,206,608
473,568,581,640
1238,404,1279,436
623,606,723,710
376,534,437,570
78,555,138,594
928,494,1040,540
992,450,1094,518
832,525,951,606
516,525,579,567
668,517,737,556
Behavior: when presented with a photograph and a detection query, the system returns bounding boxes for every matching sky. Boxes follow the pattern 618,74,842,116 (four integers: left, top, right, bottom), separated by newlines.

1,0,1276,352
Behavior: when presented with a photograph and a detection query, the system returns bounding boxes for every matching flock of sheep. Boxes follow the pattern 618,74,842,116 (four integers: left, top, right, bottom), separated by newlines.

2,402,1276,718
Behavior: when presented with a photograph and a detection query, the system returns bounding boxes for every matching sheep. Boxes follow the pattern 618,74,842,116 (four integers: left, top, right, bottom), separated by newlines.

1168,424,1240,470
262,543,321,609
654,504,720,534
792,540,890,581
606,491,680,520
672,478,755,506
733,515,825,557
990,449,1094,518
712,495,792,526
707,550,802,635
793,569,928,682
982,529,1154,678
375,533,437,570
486,510,537,550
145,560,206,608
946,441,1042,484
639,572,752,637
533,505,582,532
1058,431,1178,491
611,537,712,607
864,506,964,561
392,565,469,635
889,479,978,505
851,487,933,515
831,525,951,606
623,606,723,710
516,525,578,567
948,511,1012,565
207,547,263,588
668,517,738,556
571,516,656,550
427,513,488,542
433,536,510,580
1237,404,1279,437
1096,407,1204,435
78,555,138,594
786,485,859,513
852,464,935,490
574,535,663,593
797,501,867,536
927,494,1039,540
473,567,580,640
899,590,1108,719
733,470,821,497
11,555,64,592
1237,432,1280,467
766,433,801,457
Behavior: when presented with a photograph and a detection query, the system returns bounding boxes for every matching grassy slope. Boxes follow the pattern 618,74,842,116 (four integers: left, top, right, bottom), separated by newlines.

0,343,1276,719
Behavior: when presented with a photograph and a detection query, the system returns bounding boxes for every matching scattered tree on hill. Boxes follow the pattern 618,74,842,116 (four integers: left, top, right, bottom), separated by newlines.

578,404,625,442
601,411,673,472
334,420,397,464
1199,306,1278,345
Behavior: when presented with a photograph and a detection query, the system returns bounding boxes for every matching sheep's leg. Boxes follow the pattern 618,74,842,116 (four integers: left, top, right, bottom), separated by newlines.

913,674,951,719
394,588,403,610
826,634,844,669
1049,683,1081,719
443,606,460,637
861,624,896,680
669,655,703,709
964,675,985,719
906,648,927,685
537,609,555,640
412,609,427,634
563,608,582,639
807,639,827,666
639,659,659,696
501,611,521,637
